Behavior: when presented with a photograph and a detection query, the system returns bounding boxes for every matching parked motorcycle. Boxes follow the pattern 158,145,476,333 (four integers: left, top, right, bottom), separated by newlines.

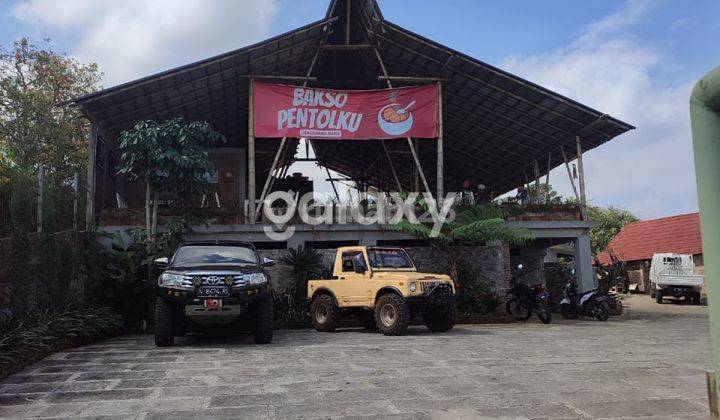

560,276,610,321
505,264,552,324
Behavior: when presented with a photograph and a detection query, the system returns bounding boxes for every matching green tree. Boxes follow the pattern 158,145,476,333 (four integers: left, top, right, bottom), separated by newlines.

588,206,638,255
391,202,532,282
0,38,101,180
116,118,225,235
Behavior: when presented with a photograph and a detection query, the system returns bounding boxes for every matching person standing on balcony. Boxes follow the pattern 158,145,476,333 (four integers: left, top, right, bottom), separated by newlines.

475,184,490,204
515,185,529,206
458,179,475,206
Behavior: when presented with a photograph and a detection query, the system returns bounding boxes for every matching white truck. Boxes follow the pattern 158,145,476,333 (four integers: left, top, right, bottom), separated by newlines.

649,253,704,305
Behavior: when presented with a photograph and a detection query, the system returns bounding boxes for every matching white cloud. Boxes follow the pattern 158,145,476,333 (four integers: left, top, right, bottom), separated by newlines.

12,0,278,85
500,0,698,219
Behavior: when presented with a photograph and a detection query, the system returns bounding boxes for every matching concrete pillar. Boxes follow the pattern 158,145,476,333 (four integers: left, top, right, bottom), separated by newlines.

574,232,595,291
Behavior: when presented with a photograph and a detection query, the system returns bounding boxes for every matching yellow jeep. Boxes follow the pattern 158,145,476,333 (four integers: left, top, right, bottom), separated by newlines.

307,246,456,335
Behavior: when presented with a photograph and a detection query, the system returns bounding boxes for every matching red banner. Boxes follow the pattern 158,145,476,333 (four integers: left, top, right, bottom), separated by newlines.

252,81,439,140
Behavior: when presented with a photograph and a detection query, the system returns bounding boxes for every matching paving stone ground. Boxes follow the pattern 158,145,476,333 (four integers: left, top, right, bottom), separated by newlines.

0,294,711,419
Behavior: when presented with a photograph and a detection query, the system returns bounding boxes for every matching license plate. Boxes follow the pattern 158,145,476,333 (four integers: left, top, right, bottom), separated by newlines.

197,286,230,298
204,299,222,309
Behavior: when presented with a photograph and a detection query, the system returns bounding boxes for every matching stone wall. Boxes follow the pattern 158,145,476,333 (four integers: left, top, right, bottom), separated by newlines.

260,245,506,295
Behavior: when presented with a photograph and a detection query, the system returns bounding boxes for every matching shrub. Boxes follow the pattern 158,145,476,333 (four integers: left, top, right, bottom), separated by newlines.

276,246,323,323
454,263,500,315
0,306,124,379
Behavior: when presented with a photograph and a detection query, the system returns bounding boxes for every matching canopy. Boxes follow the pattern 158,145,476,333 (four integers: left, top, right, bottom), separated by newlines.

62,0,633,195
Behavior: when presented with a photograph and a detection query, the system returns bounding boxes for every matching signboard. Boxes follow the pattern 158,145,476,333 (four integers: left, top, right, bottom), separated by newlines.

252,81,439,140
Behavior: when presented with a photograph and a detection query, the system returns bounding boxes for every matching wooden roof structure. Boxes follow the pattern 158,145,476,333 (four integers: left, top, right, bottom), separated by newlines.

64,0,633,196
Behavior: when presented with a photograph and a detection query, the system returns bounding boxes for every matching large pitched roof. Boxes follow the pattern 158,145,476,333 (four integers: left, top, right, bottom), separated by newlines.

62,0,633,194
597,212,702,264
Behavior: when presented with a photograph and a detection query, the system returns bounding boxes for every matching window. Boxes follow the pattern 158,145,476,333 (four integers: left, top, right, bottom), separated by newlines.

367,248,414,269
341,251,365,272
172,245,258,267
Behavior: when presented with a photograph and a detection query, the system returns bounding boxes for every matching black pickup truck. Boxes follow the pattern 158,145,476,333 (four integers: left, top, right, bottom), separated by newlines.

153,241,275,347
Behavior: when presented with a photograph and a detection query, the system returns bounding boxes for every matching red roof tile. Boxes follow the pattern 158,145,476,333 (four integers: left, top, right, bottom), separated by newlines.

596,212,702,265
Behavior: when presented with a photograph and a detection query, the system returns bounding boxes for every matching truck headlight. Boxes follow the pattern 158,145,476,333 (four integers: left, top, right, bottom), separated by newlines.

245,273,267,285
409,282,417,292
159,273,192,288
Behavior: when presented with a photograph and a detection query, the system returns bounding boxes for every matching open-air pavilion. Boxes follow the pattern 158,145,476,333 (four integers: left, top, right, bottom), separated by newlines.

63,0,633,290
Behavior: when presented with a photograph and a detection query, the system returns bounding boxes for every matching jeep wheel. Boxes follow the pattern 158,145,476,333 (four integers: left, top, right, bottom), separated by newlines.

375,294,410,336
357,310,378,331
311,295,339,332
422,304,456,332
154,298,174,347
252,297,274,344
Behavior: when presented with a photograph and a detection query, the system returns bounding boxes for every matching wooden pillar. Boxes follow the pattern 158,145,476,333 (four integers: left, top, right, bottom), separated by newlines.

73,173,79,231
381,141,402,192
437,82,444,201
345,0,351,45
37,165,44,233
247,79,256,224
373,46,434,201
85,123,98,230
533,159,540,204
545,152,552,197
576,136,587,220
560,145,580,203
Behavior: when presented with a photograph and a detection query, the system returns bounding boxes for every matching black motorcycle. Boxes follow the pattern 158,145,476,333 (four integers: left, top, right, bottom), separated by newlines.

560,278,610,321
505,265,552,324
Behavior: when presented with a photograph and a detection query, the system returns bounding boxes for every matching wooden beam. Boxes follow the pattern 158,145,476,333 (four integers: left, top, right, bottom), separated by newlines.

85,123,98,230
345,0,351,45
247,79,256,224
437,82,444,201
533,159,540,204
326,166,341,202
73,173,79,231
576,136,588,220
37,166,44,233
545,151,552,201
254,44,324,221
319,44,372,50
237,75,317,81
381,140,403,192
560,145,581,204
378,76,450,82
373,47,434,201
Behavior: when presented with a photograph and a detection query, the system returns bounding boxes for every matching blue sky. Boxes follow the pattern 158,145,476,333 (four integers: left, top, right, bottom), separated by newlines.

1,0,718,219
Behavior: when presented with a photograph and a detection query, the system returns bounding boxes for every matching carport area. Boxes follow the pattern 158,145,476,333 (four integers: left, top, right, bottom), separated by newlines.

0,295,710,419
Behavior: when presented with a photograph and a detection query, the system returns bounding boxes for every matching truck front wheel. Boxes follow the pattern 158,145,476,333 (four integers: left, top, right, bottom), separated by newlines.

311,295,339,332
154,298,174,347
422,304,456,332
375,294,410,336
252,297,274,344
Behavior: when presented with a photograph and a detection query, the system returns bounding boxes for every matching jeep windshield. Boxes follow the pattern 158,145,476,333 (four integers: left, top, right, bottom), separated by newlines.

367,248,415,270
172,245,258,267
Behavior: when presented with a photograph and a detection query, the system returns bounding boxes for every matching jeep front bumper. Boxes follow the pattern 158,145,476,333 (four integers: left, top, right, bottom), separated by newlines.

159,283,271,305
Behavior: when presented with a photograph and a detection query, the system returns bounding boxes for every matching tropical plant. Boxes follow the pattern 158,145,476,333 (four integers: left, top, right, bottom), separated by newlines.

392,203,533,246
116,118,225,235
588,206,637,255
0,307,124,379
277,246,324,321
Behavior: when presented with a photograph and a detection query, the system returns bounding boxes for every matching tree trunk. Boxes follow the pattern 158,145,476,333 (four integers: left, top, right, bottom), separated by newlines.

145,180,151,234
151,190,159,237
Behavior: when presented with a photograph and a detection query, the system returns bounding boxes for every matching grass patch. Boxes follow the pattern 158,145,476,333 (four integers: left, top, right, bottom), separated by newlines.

0,307,125,379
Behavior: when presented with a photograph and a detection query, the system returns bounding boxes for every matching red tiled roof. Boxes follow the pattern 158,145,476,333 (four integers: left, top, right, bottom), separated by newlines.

596,212,702,265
